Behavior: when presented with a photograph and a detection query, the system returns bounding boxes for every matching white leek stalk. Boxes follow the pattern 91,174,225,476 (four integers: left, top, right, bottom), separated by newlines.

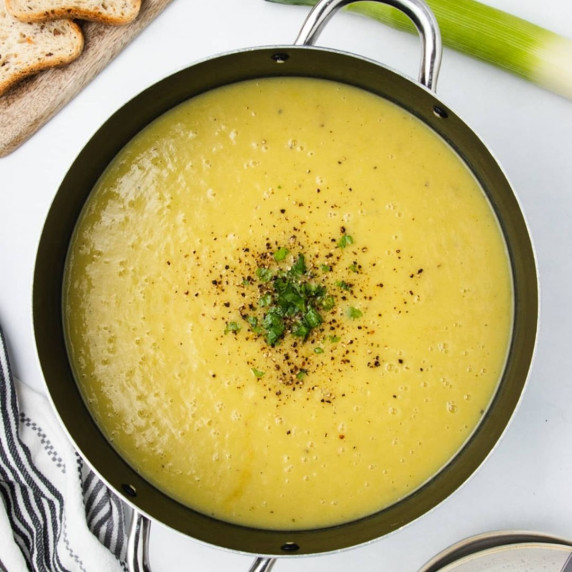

266,0,572,99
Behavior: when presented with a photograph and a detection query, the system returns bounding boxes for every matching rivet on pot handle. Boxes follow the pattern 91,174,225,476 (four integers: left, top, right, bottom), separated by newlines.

294,0,442,92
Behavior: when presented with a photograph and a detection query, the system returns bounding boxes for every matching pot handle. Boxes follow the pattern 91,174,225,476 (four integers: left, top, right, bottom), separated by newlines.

249,557,277,571
294,0,442,92
127,511,152,572
126,511,278,571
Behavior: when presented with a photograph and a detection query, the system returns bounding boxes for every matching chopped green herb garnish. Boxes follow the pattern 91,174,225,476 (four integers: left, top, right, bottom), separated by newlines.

237,233,364,347
224,321,241,334
348,306,363,320
338,234,354,249
263,309,285,346
245,315,264,335
290,253,307,275
292,321,311,338
348,262,360,273
256,267,273,283
305,307,323,328
296,369,308,380
320,295,335,311
274,247,289,262
336,280,352,291
251,367,265,378
314,347,324,354
241,249,337,346
259,292,272,307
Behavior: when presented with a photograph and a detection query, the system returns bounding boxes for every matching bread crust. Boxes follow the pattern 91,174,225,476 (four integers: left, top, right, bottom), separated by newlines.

5,0,141,25
0,1,84,96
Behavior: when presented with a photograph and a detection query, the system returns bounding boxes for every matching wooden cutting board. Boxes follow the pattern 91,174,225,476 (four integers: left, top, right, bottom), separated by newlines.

0,0,174,158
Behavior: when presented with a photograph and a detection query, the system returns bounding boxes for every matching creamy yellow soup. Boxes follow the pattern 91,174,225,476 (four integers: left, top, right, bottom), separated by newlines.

64,77,513,530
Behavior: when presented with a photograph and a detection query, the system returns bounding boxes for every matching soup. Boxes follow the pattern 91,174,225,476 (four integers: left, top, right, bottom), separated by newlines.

63,77,513,530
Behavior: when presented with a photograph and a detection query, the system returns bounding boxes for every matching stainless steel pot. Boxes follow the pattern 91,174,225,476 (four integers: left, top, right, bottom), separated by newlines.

33,0,538,567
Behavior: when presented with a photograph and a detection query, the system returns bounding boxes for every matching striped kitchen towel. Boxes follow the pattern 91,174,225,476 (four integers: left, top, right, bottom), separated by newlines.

0,324,128,572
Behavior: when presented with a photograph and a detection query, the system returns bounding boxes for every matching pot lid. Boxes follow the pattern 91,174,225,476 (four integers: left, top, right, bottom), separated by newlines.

421,531,572,572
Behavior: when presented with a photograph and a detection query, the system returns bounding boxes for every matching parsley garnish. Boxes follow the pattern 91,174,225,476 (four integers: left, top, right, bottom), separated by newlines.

245,315,264,335
256,267,273,283
244,251,332,346
348,262,360,273
348,306,363,320
224,321,241,334
228,232,363,350
290,253,307,275
336,280,352,291
337,234,354,249
259,292,272,307
273,247,289,262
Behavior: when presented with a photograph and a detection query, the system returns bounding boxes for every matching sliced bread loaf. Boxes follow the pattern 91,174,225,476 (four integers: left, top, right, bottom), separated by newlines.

0,0,83,96
5,0,141,25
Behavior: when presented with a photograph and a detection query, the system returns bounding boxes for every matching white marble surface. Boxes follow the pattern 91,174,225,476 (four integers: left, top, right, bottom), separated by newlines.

1,1,571,570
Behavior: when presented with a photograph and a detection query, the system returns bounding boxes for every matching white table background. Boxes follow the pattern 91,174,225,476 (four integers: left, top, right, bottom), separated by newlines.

1,1,571,570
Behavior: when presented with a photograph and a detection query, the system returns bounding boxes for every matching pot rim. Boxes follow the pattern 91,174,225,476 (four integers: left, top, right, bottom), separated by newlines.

33,41,538,557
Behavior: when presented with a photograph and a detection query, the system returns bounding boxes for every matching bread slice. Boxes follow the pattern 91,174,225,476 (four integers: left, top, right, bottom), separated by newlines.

5,0,141,25
0,0,83,96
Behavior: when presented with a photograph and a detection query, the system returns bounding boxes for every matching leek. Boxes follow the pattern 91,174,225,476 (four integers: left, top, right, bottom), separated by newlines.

265,0,572,99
